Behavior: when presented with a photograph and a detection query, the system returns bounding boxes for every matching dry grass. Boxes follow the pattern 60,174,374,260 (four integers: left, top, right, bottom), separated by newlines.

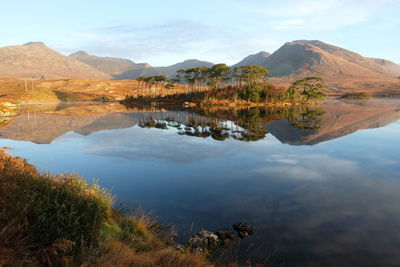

0,150,213,266
0,78,206,104
83,240,212,267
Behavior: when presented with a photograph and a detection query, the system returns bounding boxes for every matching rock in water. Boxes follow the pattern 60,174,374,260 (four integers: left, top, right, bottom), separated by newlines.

188,230,220,253
232,222,254,239
216,228,237,248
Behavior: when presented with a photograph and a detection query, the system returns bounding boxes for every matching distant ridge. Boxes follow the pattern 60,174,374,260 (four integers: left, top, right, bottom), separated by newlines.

70,51,153,78
154,59,214,78
0,42,110,79
231,51,271,68
71,51,215,80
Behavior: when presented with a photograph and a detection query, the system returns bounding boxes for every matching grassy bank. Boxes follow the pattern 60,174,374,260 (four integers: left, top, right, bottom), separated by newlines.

0,150,211,266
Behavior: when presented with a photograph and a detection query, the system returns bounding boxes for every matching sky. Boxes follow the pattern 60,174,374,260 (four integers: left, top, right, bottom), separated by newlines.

0,0,399,66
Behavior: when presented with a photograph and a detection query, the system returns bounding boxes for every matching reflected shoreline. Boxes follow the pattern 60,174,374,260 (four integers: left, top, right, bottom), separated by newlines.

0,99,399,145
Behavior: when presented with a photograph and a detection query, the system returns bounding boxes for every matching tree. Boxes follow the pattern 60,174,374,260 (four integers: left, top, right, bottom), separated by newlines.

208,64,231,89
233,65,270,102
286,77,326,102
287,107,325,130
233,65,270,86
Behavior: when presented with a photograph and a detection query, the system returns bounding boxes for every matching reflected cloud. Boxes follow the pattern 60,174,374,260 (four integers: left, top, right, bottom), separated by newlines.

255,154,359,180
82,127,236,164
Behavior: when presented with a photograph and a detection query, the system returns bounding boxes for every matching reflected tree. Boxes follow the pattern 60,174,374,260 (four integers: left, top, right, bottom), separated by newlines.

286,107,325,130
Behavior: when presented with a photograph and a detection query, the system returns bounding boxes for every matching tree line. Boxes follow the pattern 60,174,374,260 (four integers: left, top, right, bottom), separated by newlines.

134,64,326,103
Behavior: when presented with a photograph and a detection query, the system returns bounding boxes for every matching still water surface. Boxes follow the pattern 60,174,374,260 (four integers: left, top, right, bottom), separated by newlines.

1,99,400,266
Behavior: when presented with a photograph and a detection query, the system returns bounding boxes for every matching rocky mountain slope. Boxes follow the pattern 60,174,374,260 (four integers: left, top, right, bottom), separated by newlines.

231,51,271,68
0,42,110,79
259,40,396,79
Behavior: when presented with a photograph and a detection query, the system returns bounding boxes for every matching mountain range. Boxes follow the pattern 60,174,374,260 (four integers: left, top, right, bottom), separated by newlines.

0,40,399,88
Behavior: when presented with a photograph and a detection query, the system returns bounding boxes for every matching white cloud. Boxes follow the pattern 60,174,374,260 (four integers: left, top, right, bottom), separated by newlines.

257,0,394,30
70,20,284,65
271,18,305,30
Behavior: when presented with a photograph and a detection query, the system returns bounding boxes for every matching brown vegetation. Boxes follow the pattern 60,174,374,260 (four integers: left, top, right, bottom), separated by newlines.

0,77,196,103
0,150,212,266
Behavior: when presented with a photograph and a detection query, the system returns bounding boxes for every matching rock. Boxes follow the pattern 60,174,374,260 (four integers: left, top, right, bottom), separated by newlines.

216,228,237,248
188,230,220,253
173,244,186,252
232,222,254,239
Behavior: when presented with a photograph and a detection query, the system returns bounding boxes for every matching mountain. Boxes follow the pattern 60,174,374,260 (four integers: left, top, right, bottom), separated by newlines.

114,59,214,80
70,50,215,80
231,51,271,68
258,40,400,81
112,63,160,80
70,51,158,79
298,40,400,78
70,51,137,76
0,42,110,79
155,59,214,77
368,58,400,77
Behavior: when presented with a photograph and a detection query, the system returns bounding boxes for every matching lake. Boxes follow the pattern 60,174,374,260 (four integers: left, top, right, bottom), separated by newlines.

1,99,400,266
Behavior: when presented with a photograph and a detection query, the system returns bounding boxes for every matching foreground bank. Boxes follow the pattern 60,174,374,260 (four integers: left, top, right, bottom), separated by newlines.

0,150,213,266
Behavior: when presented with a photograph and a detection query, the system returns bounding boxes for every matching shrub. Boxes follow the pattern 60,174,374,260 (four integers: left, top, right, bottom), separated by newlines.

0,151,113,250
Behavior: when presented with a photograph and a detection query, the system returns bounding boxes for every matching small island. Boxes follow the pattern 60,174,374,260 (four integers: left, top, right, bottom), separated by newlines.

122,65,327,109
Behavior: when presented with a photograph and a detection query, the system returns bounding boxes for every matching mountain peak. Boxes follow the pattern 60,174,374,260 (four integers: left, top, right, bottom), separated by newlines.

231,51,271,68
289,40,324,45
23,42,47,47
182,59,205,63
256,51,271,56
70,51,89,57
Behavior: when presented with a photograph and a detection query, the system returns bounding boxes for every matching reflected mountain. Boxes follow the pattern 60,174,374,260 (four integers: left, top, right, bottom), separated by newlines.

267,99,400,145
0,100,399,145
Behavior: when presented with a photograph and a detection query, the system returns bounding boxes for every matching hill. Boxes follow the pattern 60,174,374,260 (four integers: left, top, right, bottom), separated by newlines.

70,51,137,76
231,51,271,68
368,58,400,77
155,59,214,77
261,40,396,78
70,50,214,80
297,40,400,78
259,40,400,93
0,42,110,79
114,59,214,80
70,51,158,79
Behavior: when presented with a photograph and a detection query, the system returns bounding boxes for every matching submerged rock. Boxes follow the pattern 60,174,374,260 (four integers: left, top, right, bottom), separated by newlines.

233,222,254,239
188,230,220,253
216,228,237,248
187,223,255,253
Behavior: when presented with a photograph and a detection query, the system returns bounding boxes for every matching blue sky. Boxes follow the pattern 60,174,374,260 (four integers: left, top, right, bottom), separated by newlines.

1,0,399,66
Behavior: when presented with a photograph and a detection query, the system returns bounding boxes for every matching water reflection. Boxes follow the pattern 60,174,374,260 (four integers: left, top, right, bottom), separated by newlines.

138,111,269,142
0,100,400,266
1,100,400,146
